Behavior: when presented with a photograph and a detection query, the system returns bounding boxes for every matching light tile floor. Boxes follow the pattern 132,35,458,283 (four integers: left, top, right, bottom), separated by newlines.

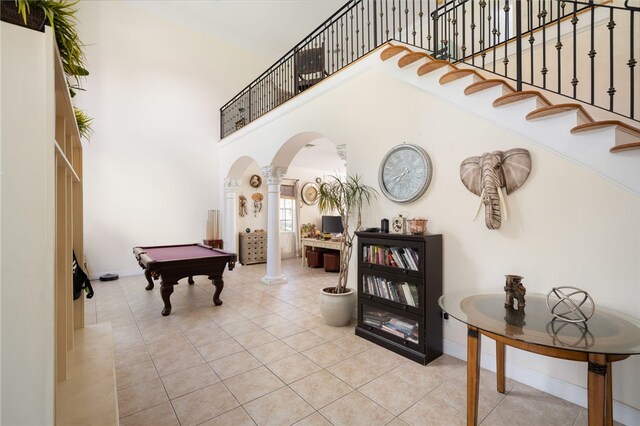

85,258,596,426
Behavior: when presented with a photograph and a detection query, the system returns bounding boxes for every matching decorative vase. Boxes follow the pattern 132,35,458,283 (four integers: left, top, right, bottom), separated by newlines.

319,287,354,326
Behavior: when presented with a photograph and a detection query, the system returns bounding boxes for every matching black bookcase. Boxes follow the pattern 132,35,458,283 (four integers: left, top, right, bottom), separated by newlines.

355,232,442,365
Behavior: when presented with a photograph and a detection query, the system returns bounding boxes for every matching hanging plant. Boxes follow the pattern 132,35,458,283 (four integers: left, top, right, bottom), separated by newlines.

74,107,93,141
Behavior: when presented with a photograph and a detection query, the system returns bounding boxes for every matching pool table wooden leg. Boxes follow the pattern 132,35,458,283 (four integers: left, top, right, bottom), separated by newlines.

144,269,154,290
160,282,175,316
210,276,224,306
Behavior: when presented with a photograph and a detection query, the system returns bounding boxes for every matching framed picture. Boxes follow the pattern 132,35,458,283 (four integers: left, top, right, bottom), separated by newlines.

391,215,406,234
249,174,262,188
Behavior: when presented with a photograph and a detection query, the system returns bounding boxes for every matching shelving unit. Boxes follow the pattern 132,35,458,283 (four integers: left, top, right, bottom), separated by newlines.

355,232,442,364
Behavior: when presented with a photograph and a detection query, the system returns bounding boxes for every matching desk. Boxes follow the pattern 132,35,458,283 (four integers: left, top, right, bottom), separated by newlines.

439,292,640,426
300,238,342,266
133,244,236,316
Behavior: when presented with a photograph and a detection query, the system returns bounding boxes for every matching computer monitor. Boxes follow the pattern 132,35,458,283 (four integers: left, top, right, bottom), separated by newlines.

322,215,343,234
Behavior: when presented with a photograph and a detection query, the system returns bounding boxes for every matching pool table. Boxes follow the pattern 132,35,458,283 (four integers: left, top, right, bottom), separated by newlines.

133,243,237,316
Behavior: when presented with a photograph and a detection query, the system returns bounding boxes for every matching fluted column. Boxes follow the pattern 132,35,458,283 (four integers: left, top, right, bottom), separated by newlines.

260,166,287,285
223,178,240,254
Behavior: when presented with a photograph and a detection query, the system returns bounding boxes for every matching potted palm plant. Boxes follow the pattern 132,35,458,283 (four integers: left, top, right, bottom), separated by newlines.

317,174,377,326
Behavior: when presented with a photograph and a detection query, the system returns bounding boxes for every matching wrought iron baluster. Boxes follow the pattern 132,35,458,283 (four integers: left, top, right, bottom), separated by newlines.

360,2,365,55
426,0,432,52
355,6,360,58
503,1,510,77
480,0,486,69
589,0,595,104
367,0,372,51
413,0,422,47
629,9,636,119
453,4,458,61
471,0,476,65
384,0,389,42
349,9,354,62
433,11,439,60
608,8,616,111
461,1,466,61
405,0,409,44
492,0,497,73
447,3,451,59
571,1,579,99
515,0,522,90
528,0,534,85
540,0,547,88
556,0,562,94
391,0,396,41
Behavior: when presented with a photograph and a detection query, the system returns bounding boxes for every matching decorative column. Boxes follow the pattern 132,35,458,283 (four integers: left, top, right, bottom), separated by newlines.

260,166,287,285
223,178,240,254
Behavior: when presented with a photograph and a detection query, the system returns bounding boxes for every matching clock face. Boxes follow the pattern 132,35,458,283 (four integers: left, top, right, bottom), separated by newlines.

379,144,432,203
301,182,320,205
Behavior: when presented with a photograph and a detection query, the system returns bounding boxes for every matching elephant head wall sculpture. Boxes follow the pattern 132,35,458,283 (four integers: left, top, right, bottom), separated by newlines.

460,148,531,230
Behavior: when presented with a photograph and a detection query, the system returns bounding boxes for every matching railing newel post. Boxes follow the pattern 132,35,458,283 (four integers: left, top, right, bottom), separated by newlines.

515,0,522,91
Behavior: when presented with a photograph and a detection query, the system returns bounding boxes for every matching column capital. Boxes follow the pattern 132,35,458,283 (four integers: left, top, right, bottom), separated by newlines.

224,178,240,193
261,166,287,185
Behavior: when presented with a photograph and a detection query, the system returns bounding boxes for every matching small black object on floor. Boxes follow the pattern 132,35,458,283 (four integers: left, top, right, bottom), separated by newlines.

100,273,119,282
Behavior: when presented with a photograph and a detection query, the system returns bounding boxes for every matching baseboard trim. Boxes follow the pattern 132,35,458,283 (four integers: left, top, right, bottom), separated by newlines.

443,340,640,425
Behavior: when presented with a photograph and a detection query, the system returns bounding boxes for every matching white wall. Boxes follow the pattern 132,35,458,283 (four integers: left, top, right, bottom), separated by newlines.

0,23,55,425
219,68,640,412
74,1,273,277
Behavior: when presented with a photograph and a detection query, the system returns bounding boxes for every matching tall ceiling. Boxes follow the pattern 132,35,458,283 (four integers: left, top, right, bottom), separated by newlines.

128,1,348,166
128,0,348,60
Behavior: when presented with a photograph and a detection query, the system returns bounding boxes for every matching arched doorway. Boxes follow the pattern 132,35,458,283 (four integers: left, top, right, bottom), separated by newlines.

222,132,344,284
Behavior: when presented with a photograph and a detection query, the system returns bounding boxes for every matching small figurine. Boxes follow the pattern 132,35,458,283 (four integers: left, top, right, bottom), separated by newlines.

504,274,526,310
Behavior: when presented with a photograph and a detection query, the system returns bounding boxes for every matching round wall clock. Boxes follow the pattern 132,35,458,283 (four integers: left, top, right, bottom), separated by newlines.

379,144,432,203
301,182,320,205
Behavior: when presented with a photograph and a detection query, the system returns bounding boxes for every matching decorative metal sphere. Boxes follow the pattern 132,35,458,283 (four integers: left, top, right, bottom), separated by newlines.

546,286,595,323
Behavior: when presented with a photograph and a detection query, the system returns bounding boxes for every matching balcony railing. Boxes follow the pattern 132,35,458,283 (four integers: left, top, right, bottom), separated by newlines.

220,0,638,139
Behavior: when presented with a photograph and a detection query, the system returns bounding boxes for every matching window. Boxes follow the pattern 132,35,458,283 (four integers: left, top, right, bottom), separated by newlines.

279,198,295,232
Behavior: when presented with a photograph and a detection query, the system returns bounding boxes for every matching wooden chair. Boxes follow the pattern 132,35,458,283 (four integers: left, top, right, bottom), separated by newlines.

294,46,328,93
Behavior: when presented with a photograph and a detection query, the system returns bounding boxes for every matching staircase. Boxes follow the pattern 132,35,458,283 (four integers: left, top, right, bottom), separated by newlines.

381,43,640,155
376,41,639,194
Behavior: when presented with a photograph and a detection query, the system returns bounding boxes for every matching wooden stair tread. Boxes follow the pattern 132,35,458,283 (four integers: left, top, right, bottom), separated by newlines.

417,60,456,76
493,91,552,108
464,79,516,95
571,120,640,135
526,103,594,122
610,142,640,153
398,51,433,68
439,69,485,85
381,45,412,61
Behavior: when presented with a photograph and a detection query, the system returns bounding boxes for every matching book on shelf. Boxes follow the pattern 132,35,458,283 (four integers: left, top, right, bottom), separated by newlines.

380,317,420,343
408,285,419,306
401,283,416,306
398,247,417,270
389,247,406,269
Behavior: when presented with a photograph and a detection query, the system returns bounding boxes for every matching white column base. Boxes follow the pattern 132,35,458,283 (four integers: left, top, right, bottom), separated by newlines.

260,275,288,285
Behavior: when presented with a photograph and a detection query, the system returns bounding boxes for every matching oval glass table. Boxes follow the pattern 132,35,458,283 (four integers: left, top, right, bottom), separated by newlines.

439,291,640,426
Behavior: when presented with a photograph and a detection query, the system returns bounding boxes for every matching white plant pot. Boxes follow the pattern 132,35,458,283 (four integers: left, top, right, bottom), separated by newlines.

319,287,355,326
